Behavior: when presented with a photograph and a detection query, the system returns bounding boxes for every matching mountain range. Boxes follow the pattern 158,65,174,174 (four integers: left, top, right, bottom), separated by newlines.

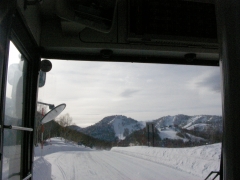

69,114,222,145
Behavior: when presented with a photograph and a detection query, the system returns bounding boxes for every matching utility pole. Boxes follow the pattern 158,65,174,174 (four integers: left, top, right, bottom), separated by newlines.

146,122,155,147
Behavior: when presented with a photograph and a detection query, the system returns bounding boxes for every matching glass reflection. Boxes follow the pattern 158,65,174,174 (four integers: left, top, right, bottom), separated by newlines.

2,130,22,180
2,42,27,180
5,43,27,124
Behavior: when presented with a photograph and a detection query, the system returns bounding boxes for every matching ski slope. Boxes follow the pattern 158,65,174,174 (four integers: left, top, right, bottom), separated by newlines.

158,128,188,141
33,138,220,180
108,115,144,140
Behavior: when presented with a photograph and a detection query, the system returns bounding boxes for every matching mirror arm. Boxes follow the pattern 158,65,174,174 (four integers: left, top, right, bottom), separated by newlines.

37,101,55,110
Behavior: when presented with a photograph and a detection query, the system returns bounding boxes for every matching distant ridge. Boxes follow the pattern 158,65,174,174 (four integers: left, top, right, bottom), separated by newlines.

69,114,222,145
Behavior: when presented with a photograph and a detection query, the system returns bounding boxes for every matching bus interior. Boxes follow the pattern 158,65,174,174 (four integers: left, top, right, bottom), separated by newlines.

0,0,240,179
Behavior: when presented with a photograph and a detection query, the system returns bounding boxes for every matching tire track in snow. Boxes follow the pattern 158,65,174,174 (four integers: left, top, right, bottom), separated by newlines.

111,149,218,178
54,154,68,180
88,152,131,180
72,151,101,179
45,149,201,180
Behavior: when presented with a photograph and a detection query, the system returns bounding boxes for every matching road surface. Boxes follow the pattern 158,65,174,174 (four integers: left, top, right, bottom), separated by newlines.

46,149,201,180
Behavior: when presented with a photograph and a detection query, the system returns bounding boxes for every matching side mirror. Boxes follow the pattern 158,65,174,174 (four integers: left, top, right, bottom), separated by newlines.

38,70,46,88
40,59,52,72
41,104,66,124
38,59,52,88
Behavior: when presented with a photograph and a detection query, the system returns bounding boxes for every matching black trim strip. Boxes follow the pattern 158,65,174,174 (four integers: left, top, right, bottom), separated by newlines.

11,11,39,63
41,52,219,66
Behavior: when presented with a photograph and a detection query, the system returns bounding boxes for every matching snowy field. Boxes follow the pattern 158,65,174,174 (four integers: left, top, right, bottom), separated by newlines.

33,138,221,180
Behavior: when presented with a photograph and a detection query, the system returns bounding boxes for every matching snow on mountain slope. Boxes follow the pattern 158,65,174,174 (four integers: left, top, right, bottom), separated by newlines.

181,115,221,129
108,115,144,140
183,116,207,129
185,123,210,131
154,114,191,128
74,115,144,141
154,115,222,142
154,115,221,130
158,128,188,142
156,127,206,143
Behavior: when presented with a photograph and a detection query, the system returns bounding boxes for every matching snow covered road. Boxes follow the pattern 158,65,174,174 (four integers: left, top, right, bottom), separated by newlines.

35,151,201,180
42,149,201,180
33,138,220,180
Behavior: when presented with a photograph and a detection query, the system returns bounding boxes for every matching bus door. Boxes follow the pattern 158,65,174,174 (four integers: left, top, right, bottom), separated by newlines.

0,5,39,180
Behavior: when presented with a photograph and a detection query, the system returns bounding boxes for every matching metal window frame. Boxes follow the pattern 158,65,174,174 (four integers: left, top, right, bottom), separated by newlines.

216,0,240,179
10,11,40,179
0,0,17,178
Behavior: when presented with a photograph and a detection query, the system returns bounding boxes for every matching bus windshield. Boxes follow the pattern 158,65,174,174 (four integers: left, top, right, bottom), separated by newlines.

33,60,222,180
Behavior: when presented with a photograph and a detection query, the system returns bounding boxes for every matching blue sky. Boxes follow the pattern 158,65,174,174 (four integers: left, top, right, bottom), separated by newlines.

38,60,222,127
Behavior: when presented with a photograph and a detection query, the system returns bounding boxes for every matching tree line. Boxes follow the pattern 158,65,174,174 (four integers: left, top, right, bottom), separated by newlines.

35,110,112,149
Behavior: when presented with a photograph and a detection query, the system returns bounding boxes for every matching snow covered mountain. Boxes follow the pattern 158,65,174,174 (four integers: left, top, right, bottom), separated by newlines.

153,115,222,143
154,114,221,130
69,114,222,145
71,115,144,142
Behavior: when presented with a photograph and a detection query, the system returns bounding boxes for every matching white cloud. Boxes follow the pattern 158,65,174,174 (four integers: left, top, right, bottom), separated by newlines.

188,68,221,94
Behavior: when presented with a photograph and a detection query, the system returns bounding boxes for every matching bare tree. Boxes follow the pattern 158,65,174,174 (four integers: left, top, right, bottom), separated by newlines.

56,113,73,141
57,113,72,126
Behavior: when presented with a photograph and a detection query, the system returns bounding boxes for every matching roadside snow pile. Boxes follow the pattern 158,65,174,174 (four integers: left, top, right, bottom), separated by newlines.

111,143,221,178
34,137,92,157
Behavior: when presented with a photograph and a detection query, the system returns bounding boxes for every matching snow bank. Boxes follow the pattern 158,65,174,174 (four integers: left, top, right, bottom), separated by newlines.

34,137,92,157
33,138,93,180
111,143,221,178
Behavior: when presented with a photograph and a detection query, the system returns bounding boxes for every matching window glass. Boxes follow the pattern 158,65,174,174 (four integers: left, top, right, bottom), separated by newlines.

2,42,27,180
2,130,22,180
4,42,27,125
